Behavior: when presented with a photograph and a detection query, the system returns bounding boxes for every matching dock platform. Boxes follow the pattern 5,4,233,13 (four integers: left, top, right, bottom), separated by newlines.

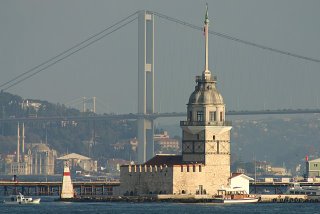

0,181,120,196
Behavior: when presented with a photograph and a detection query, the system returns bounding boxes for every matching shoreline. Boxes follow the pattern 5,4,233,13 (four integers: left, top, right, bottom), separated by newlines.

58,195,320,203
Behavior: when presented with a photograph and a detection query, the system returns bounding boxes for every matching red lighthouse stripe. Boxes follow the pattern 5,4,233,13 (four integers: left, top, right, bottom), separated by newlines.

64,172,70,176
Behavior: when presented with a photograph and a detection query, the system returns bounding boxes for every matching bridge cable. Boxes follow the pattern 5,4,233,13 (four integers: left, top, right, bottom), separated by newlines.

2,10,318,91
151,11,320,63
0,11,139,91
1,16,137,91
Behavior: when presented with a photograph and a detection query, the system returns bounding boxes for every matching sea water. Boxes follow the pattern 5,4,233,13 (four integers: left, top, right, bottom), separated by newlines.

0,200,319,214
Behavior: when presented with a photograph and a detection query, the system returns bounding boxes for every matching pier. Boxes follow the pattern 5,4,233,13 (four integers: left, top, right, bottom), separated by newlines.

250,181,320,194
1,180,320,196
0,181,120,196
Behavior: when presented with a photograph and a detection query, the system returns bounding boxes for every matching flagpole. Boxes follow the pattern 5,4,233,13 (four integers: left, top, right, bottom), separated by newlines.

205,4,209,72
203,3,210,79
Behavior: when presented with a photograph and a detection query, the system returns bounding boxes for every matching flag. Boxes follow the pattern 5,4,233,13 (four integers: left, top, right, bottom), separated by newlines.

205,3,209,21
203,3,209,36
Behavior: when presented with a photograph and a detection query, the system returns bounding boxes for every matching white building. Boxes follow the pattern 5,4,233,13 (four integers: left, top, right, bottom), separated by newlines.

229,173,254,194
57,153,97,173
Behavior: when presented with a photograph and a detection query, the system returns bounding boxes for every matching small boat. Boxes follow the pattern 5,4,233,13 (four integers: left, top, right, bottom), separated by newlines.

213,187,259,203
3,193,41,204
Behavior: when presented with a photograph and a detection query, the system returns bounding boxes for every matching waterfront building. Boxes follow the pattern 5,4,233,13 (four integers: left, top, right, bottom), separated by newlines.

154,131,180,154
2,123,57,175
57,153,97,174
306,158,320,178
28,143,57,175
120,6,232,196
4,143,57,175
106,159,132,173
21,99,42,112
269,166,291,176
111,138,138,161
4,161,29,175
229,173,254,194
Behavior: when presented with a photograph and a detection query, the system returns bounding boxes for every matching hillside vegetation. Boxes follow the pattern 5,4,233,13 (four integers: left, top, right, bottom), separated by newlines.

0,92,136,163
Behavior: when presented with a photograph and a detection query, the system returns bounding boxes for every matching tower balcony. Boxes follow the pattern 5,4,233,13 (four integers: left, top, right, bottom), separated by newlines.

180,120,232,126
196,75,217,83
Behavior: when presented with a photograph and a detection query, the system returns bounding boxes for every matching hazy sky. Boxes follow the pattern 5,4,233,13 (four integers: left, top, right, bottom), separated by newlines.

1,0,319,113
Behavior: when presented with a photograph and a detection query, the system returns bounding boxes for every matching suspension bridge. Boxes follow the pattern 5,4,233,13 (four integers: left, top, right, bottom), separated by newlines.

0,10,319,162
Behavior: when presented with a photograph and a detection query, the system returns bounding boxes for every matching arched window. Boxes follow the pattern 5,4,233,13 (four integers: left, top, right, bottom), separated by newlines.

197,111,204,121
209,111,216,121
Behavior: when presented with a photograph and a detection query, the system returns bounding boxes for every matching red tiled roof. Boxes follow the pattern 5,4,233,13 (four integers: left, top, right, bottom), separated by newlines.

144,154,183,166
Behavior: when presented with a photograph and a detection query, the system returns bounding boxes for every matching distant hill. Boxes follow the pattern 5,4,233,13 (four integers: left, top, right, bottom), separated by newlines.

230,114,320,171
0,92,136,164
0,91,80,119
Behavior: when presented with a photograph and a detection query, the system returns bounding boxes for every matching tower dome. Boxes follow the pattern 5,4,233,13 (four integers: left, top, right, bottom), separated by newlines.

188,78,224,105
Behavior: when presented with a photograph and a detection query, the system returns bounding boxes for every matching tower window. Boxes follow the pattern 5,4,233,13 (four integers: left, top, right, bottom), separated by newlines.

217,141,220,154
197,111,204,121
209,111,216,121
193,165,196,172
187,165,190,172
220,112,223,121
199,165,202,172
189,111,192,121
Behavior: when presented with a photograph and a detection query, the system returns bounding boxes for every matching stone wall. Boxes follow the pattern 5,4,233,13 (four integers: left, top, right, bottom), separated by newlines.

172,162,229,195
120,165,173,195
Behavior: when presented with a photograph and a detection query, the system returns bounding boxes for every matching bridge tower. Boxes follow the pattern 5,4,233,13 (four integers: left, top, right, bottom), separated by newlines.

137,11,154,163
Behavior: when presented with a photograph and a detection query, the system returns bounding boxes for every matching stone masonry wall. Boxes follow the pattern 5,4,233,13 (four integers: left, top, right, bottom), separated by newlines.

172,160,229,196
120,165,173,195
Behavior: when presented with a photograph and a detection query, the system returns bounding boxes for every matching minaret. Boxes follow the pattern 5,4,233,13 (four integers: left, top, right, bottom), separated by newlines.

180,4,232,194
16,122,20,162
22,123,25,155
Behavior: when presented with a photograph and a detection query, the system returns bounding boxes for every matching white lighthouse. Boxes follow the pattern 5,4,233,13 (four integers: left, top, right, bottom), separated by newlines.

60,161,75,199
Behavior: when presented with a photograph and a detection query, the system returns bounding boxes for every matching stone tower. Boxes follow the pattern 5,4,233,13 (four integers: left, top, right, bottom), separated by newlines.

180,4,232,189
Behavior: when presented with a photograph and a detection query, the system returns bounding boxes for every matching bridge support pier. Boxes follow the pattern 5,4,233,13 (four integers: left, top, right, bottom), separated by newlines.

137,119,154,163
137,11,154,163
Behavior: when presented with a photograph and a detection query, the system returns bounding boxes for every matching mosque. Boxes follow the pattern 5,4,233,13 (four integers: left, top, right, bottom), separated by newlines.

120,6,232,196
